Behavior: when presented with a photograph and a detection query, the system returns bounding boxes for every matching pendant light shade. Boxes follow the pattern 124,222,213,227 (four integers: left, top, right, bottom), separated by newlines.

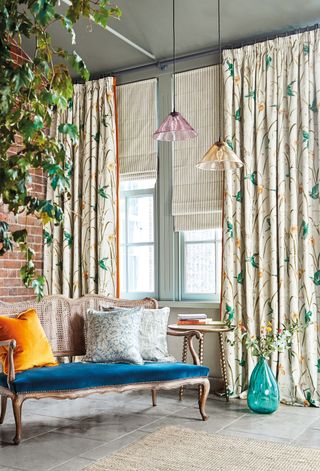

196,140,243,171
153,0,197,142
153,111,197,141
197,0,242,170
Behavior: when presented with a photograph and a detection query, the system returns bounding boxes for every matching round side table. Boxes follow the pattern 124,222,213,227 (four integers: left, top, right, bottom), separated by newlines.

168,323,234,402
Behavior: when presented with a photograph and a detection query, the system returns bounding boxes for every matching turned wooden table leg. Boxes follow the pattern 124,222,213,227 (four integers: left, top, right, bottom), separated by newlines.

0,396,7,424
198,334,204,401
179,335,189,401
219,332,229,402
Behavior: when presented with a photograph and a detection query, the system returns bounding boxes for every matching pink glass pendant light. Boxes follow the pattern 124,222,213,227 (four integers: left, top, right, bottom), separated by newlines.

153,0,197,141
196,0,243,170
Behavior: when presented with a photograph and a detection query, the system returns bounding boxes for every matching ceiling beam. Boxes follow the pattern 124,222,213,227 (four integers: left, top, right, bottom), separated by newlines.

61,0,156,61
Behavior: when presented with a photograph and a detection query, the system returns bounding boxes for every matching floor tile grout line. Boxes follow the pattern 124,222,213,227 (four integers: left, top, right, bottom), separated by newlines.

76,405,190,459
288,416,319,445
47,455,94,471
213,413,249,433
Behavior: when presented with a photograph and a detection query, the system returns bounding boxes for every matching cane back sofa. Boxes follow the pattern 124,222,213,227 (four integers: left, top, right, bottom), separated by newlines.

0,295,210,444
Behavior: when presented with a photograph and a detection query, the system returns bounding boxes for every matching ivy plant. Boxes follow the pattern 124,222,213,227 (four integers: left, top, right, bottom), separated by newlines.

0,0,121,300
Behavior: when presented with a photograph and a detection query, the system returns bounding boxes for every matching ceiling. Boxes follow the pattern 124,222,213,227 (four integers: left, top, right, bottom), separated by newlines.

22,0,320,80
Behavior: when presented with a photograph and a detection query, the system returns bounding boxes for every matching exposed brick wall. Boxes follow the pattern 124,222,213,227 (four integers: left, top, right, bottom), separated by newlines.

0,43,46,303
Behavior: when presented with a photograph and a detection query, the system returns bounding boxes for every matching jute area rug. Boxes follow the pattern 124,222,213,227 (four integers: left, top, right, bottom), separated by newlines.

83,426,320,471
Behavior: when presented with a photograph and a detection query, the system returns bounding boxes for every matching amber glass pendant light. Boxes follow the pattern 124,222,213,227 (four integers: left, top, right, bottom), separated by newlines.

196,0,243,170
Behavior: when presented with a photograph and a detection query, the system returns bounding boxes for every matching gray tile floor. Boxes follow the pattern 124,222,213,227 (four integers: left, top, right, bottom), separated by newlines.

0,390,319,471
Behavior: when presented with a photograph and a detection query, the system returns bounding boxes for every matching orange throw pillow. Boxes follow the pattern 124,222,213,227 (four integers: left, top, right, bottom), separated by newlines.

0,309,58,374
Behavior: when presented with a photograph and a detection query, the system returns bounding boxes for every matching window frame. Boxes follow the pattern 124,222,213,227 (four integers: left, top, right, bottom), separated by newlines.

118,74,222,305
120,184,158,300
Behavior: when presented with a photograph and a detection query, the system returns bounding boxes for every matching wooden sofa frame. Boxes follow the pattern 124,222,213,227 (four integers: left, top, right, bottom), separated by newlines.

0,295,210,445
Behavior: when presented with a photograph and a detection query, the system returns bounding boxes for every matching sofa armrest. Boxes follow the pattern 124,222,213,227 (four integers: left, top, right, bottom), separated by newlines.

0,339,16,383
167,330,203,366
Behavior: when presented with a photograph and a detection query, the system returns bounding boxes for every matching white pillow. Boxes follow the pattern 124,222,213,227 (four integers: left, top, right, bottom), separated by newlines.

101,305,175,363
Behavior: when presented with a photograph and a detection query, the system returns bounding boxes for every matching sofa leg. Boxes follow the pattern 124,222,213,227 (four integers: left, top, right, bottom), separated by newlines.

0,396,7,424
12,396,23,445
151,389,157,406
198,379,210,421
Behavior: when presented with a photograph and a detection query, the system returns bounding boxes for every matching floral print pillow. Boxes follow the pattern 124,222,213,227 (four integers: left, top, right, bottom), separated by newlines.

83,307,144,365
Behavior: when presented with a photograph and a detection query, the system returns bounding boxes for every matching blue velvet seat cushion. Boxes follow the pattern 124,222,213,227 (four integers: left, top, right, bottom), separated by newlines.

0,362,209,394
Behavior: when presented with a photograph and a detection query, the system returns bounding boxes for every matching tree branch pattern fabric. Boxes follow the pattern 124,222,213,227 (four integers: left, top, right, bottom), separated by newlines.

44,78,118,298
222,31,320,405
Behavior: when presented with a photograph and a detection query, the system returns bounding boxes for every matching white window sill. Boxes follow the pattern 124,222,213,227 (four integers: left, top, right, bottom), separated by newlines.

158,300,220,310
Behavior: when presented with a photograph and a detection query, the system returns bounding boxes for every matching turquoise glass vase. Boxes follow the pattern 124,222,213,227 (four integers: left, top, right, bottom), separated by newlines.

247,356,280,414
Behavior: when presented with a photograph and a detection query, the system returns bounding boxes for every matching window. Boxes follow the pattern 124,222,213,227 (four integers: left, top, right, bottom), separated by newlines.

180,229,222,301
120,179,156,298
118,71,223,304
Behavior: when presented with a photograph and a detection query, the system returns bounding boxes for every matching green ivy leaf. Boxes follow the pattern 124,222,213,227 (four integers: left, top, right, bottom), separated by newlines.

12,65,34,92
0,221,13,255
20,115,44,140
317,359,320,373
69,51,90,81
30,0,55,26
12,229,27,243
61,16,76,44
32,275,45,302
58,123,79,143
43,230,53,246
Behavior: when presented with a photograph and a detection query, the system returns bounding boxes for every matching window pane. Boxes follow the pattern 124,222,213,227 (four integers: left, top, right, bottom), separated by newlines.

120,179,156,191
184,242,216,294
127,245,154,292
184,229,215,242
127,196,154,243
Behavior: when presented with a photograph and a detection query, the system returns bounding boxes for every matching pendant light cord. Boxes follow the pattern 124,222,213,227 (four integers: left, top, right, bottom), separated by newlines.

173,0,176,112
218,0,222,141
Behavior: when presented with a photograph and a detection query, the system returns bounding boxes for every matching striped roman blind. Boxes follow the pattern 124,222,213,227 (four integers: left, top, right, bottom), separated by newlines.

117,78,158,181
172,65,223,231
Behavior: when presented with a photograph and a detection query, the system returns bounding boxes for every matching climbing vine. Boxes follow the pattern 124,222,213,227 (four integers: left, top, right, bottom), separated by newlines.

0,0,121,299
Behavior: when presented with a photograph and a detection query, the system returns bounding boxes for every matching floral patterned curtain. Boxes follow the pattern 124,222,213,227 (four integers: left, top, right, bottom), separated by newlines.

222,31,320,405
44,78,118,298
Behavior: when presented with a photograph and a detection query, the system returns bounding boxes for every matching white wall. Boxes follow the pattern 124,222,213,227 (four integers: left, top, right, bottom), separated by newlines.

166,307,222,379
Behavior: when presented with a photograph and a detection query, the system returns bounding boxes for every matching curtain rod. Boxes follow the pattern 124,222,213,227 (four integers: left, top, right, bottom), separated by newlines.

73,22,320,83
